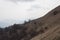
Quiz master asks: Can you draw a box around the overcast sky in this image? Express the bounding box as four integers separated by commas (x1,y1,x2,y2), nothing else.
0,0,60,27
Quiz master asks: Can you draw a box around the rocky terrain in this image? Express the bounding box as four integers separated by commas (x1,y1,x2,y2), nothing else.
0,5,60,40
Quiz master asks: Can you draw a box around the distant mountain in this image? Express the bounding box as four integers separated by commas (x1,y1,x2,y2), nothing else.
0,5,60,40
0,19,24,28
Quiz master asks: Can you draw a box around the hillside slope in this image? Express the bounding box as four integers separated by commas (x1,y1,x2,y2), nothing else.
31,5,60,40
0,5,60,40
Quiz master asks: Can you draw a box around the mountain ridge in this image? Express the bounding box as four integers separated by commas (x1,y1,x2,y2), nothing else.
31,5,60,40
0,5,60,40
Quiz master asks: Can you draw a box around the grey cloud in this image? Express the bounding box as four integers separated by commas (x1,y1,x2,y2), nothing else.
5,0,34,2
27,5,50,11
31,5,49,9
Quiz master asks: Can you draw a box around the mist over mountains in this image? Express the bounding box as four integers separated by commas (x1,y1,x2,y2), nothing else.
0,19,25,28
0,0,60,28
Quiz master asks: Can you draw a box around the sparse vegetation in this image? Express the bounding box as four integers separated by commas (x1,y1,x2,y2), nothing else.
0,22,43,40
53,11,58,15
